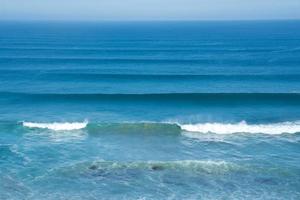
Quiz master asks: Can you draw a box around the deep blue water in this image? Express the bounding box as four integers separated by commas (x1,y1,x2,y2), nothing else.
0,21,300,199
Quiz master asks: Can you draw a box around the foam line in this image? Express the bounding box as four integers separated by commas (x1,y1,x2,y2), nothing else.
22,121,88,131
180,121,300,134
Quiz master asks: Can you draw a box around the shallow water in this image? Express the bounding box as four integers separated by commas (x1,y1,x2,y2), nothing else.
0,21,300,199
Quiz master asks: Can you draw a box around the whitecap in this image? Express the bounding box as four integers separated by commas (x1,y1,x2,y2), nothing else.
179,121,300,135
22,121,88,131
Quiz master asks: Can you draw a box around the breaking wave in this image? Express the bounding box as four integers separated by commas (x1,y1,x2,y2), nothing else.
22,121,88,131
20,120,300,134
180,121,300,135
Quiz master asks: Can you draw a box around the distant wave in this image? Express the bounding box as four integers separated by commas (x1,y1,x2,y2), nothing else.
1,57,299,67
0,57,220,64
180,121,300,135
22,121,88,131
3,92,300,104
0,46,283,53
2,71,300,82
20,120,300,134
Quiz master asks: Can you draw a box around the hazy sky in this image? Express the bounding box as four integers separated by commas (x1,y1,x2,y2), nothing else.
1,0,300,21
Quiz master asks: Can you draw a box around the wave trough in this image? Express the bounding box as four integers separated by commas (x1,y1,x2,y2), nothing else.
63,160,238,175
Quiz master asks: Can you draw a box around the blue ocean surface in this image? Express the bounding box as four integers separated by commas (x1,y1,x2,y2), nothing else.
0,21,300,199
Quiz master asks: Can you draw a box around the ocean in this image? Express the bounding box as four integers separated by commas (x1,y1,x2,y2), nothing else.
0,21,300,199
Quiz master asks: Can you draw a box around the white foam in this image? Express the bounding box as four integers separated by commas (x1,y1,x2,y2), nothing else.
22,121,88,131
180,121,300,135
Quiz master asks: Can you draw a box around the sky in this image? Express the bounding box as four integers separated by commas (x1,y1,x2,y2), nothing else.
1,0,300,21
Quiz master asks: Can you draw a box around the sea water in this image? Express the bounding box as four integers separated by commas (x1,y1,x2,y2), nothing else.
0,21,300,199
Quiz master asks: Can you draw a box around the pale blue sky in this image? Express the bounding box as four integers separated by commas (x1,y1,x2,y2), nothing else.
1,0,300,21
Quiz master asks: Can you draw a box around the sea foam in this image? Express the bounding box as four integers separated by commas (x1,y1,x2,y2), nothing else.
180,121,300,134
21,120,300,134
22,121,88,131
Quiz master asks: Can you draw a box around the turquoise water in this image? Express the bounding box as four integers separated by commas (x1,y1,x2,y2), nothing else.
0,21,300,199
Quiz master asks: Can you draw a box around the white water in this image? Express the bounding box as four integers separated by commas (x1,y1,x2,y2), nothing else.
21,120,300,134
22,121,88,131
180,121,300,134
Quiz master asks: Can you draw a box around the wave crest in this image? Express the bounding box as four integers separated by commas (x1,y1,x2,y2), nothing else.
180,121,300,135
20,120,300,134
22,121,88,131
